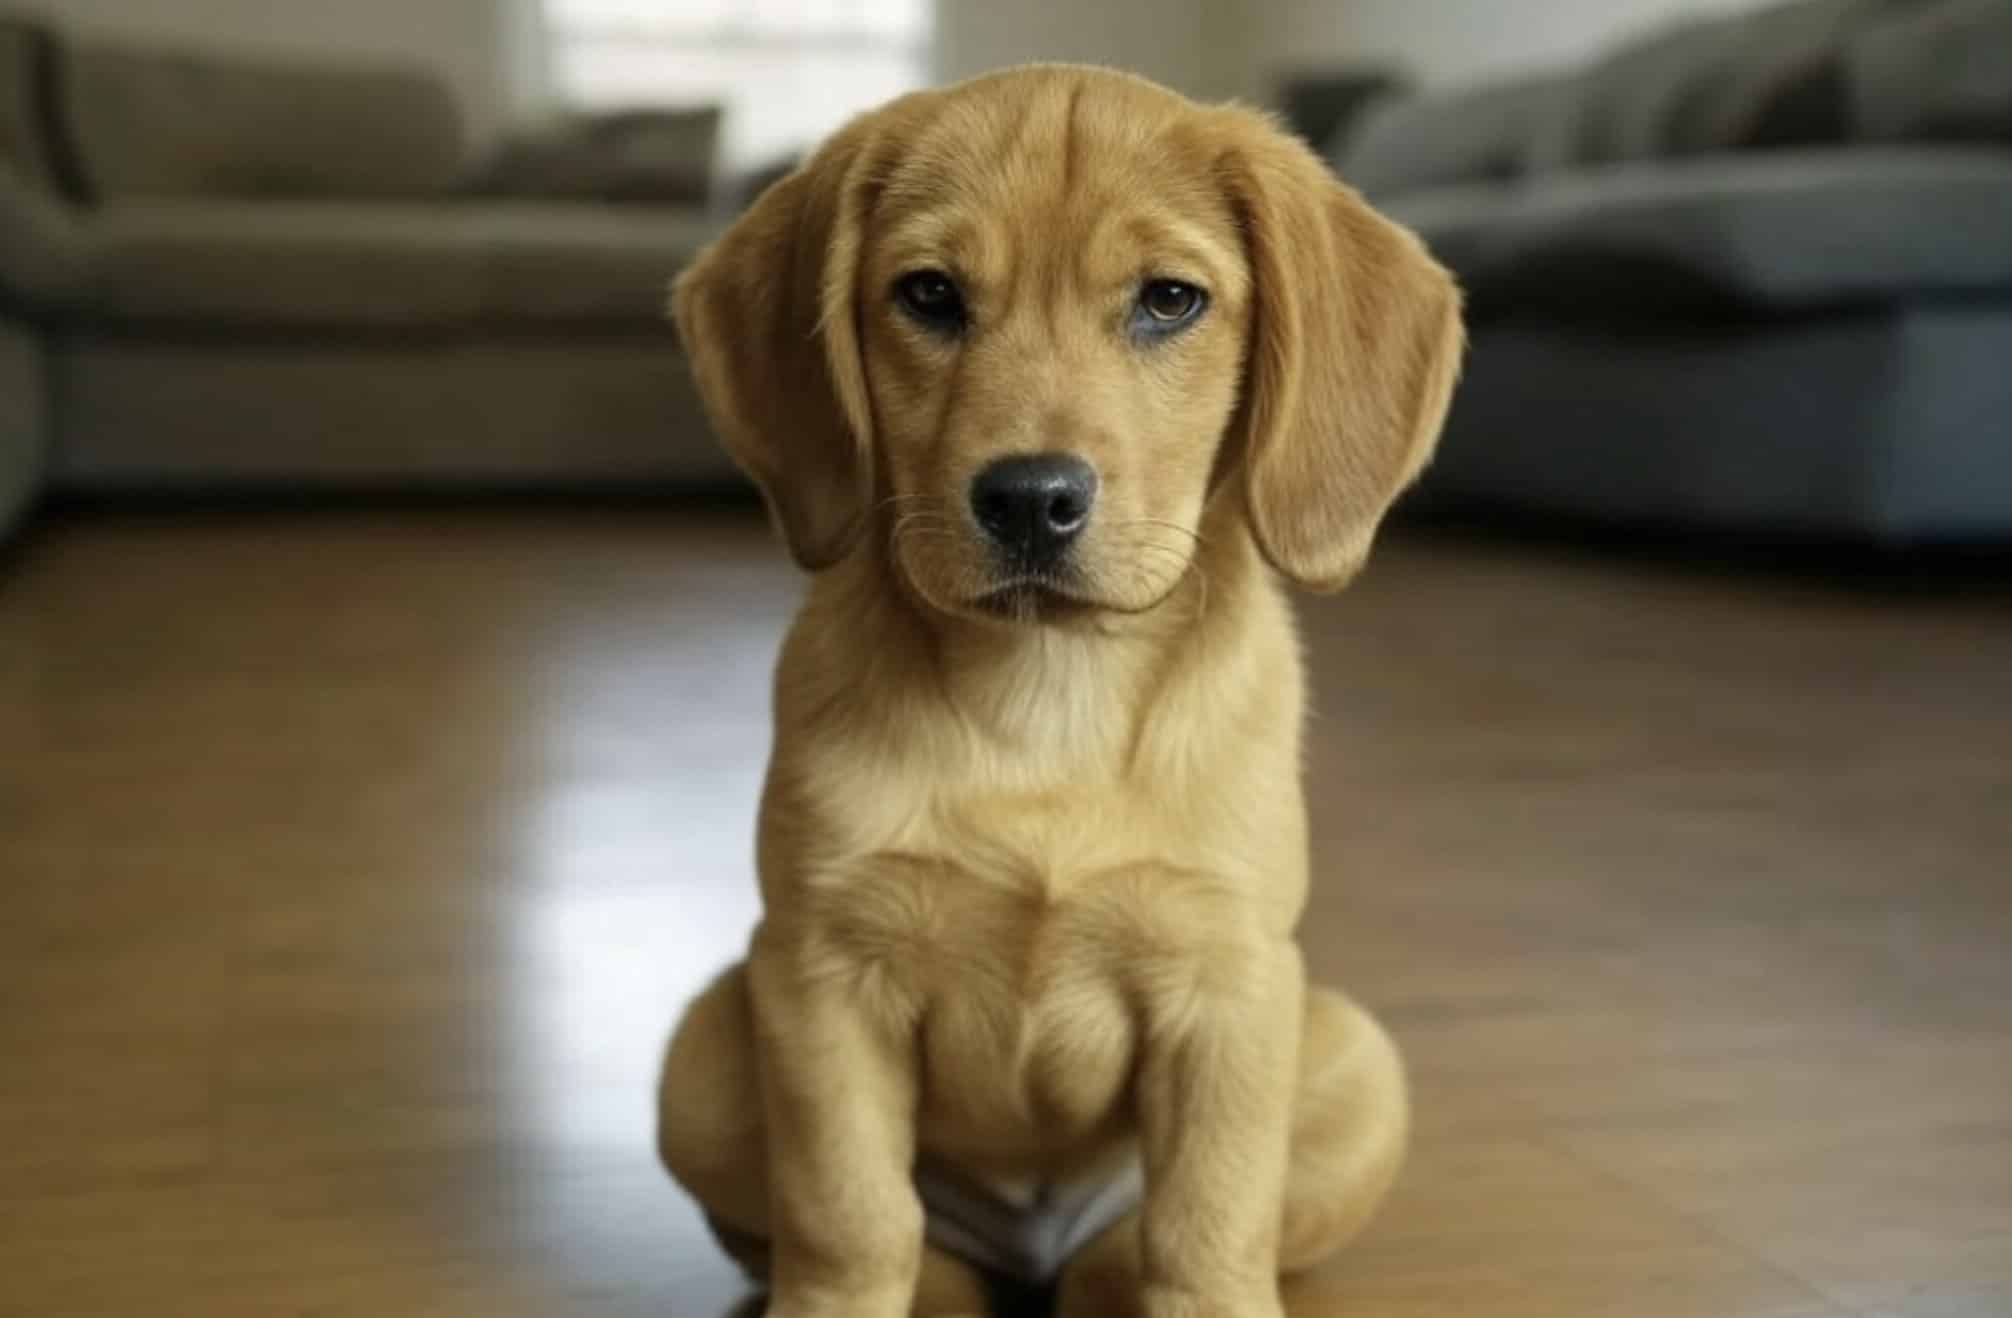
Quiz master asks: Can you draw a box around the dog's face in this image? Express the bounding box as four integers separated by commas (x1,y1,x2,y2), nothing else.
674,67,1462,620
857,86,1250,621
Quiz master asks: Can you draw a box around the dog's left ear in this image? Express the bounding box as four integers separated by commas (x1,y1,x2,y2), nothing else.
1218,111,1465,592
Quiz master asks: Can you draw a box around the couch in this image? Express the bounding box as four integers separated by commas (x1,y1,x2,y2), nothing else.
1308,0,2012,542
0,15,740,541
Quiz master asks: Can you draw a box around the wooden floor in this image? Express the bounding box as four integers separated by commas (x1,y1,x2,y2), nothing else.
3,508,2009,1318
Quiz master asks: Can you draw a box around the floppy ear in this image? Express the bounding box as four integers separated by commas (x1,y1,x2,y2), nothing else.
671,118,880,570
1220,112,1465,592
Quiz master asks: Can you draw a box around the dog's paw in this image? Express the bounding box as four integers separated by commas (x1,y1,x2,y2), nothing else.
762,1292,911,1318
1140,1285,1287,1318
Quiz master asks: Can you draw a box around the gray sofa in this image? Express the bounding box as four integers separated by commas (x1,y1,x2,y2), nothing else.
1317,0,2012,542
0,15,738,539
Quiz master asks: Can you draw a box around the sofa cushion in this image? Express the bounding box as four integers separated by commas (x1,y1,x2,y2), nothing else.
1526,0,1892,169
1386,149,2012,317
56,36,466,202
467,108,722,205
1334,0,2010,193
475,205,720,325
1846,0,2012,143
1335,2,1890,194
1337,75,1567,198
69,201,719,331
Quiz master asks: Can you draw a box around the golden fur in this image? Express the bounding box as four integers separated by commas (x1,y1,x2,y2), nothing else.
659,65,1463,1318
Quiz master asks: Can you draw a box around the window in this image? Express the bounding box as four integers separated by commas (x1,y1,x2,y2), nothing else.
544,0,934,171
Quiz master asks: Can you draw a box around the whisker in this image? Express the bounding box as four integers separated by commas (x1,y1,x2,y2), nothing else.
1133,539,1210,625
1106,517,1210,550
889,511,959,539
872,495,953,522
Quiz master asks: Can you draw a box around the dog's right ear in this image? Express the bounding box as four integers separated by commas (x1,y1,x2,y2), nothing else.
671,117,883,571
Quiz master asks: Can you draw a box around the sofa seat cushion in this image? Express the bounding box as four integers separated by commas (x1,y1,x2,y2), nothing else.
70,201,721,331
477,205,720,325
1386,148,2012,317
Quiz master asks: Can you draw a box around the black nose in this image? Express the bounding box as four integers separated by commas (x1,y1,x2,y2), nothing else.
970,453,1098,564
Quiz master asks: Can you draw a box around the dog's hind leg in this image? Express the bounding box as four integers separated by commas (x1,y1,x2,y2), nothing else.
658,963,995,1316
1274,986,1410,1272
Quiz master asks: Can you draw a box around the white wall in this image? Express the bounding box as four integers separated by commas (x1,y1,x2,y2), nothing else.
12,0,544,143
1245,0,1786,94
933,0,1227,98
933,0,1790,105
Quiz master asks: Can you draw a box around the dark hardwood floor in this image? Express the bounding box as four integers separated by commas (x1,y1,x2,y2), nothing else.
3,508,2008,1317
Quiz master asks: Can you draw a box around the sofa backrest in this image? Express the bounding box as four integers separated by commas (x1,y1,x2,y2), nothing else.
1331,0,2012,198
54,33,468,204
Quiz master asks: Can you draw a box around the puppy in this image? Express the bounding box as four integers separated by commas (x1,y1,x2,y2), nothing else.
659,64,1462,1318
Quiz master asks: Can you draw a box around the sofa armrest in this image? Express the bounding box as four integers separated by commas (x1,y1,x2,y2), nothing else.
0,171,84,311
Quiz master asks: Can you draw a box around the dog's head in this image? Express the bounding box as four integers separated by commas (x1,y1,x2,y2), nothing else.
673,66,1462,621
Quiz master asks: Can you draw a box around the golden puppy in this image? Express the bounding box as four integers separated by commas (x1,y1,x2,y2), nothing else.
660,64,1461,1318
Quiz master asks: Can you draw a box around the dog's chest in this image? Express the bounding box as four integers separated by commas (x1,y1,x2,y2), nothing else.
843,858,1135,1155
980,881,1140,1126
810,805,1248,1162
781,645,1288,1162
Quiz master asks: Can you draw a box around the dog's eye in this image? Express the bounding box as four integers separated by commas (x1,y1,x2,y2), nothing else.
894,269,967,332
1133,279,1207,335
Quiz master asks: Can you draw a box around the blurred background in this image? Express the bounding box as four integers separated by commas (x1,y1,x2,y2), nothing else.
1,2,2008,1316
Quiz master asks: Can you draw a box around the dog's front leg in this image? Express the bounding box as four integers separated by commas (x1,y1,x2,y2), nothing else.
1135,942,1304,1318
749,928,923,1318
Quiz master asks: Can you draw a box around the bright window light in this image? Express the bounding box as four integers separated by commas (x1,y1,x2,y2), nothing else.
543,0,933,170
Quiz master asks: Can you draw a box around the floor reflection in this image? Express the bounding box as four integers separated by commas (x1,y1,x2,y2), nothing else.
488,518,786,1313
